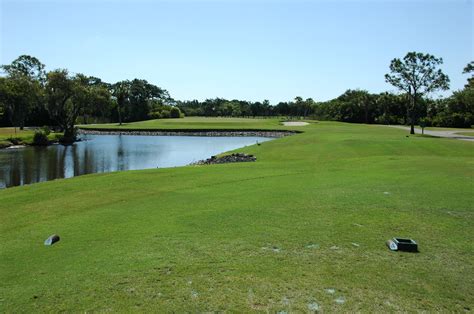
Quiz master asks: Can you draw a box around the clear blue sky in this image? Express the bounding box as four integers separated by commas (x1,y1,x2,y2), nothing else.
1,0,472,103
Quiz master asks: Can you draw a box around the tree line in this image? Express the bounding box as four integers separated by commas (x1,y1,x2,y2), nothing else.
0,55,180,142
176,53,472,132
177,85,472,131
0,53,472,142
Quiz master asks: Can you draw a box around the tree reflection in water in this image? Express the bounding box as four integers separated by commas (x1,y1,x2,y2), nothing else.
0,134,272,188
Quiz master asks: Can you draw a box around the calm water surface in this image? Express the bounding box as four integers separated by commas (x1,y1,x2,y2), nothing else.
0,134,272,188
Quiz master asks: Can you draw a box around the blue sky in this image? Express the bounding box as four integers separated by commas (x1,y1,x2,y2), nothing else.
1,0,472,103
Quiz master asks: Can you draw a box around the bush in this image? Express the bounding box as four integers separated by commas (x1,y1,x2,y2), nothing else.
41,126,51,136
450,113,473,128
149,106,184,120
375,113,400,125
8,137,23,145
418,117,429,126
170,107,181,118
0,140,11,149
149,111,161,119
161,109,171,118
32,130,49,146
432,113,473,128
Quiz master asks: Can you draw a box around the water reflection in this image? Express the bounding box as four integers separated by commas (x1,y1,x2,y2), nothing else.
0,134,272,188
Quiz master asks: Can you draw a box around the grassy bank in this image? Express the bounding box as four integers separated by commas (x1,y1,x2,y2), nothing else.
0,127,59,148
0,128,36,148
1,118,473,312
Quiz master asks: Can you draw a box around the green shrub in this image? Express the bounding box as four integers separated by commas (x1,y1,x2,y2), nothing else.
149,111,160,119
32,130,49,146
170,107,181,118
8,137,23,145
0,140,11,149
432,112,473,128
150,110,171,119
149,106,184,119
41,126,51,136
160,109,171,118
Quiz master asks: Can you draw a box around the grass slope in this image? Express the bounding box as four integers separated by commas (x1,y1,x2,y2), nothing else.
1,119,473,312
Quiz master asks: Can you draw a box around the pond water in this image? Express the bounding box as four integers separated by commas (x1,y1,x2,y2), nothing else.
0,134,272,188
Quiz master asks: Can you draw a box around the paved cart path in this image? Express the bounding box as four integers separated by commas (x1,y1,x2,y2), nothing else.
387,125,474,142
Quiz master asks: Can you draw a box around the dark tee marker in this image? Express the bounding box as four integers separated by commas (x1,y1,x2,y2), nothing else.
386,238,418,252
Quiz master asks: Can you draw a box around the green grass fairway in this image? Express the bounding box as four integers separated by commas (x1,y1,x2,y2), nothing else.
1,118,473,312
80,117,301,130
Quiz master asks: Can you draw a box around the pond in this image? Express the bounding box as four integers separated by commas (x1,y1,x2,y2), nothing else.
0,134,272,188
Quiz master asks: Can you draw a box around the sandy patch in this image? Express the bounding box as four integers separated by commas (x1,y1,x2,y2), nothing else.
282,121,309,126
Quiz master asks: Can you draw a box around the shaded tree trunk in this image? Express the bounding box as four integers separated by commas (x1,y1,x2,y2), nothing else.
406,88,416,134
409,103,415,134
117,104,122,126
410,92,417,135
64,128,74,138
61,127,76,144
364,104,369,124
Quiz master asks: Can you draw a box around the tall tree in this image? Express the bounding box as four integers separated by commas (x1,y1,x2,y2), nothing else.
303,98,315,118
111,80,131,125
0,55,45,130
123,79,169,122
75,75,112,124
337,90,374,123
2,55,46,83
385,52,450,134
463,61,474,89
45,69,77,142
375,92,407,125
0,77,35,131
292,97,303,117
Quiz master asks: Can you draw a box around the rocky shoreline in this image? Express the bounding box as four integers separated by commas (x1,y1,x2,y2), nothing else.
77,128,298,138
191,153,257,165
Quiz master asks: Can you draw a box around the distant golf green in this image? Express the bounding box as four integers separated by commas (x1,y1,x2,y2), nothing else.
80,116,291,130
1,118,472,312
